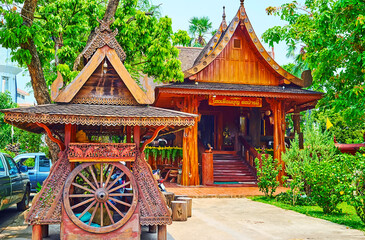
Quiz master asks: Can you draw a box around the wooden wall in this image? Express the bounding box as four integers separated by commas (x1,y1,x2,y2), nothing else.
195,28,281,86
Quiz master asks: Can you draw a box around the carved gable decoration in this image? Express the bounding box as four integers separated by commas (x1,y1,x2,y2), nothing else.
71,58,139,105
84,18,126,62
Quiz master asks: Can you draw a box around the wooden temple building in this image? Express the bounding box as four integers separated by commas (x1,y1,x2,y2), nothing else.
154,0,323,186
1,19,197,239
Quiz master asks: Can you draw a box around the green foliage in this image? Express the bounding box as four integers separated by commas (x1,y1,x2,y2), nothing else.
312,108,365,144
0,92,16,149
282,117,346,213
23,157,35,168
0,92,43,153
263,0,365,125
172,30,191,47
254,154,281,198
0,0,185,92
0,149,16,158
189,16,212,46
343,152,365,224
275,191,315,206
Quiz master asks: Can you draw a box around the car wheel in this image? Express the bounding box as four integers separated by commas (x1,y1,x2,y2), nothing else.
17,186,30,211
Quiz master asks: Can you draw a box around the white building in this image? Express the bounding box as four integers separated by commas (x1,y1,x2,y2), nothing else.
0,47,36,106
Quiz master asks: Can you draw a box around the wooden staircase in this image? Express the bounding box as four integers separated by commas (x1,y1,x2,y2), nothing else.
213,151,257,186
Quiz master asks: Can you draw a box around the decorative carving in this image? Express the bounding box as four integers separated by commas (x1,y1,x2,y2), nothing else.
82,19,126,62
67,143,137,162
133,153,172,225
51,71,64,101
25,150,71,225
71,96,138,106
4,112,196,128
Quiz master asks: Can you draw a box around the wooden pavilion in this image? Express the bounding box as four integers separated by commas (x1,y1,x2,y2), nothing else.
154,0,323,186
1,19,197,240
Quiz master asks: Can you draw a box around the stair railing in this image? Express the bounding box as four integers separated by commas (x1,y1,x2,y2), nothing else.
239,137,262,172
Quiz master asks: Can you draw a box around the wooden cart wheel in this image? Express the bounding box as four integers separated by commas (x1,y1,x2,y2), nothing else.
63,162,138,233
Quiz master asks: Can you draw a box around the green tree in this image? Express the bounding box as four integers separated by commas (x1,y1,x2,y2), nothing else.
0,92,16,149
188,16,212,47
0,0,186,160
262,0,365,126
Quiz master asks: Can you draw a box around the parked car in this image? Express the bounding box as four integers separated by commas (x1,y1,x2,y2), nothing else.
0,153,30,211
14,153,52,192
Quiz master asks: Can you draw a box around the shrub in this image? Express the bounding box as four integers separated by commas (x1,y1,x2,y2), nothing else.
282,117,345,213
344,149,365,223
255,154,281,198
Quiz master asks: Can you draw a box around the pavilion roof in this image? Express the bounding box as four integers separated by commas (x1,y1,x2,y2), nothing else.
158,82,323,100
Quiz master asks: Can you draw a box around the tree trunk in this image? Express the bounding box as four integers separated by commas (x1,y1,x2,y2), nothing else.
20,0,60,162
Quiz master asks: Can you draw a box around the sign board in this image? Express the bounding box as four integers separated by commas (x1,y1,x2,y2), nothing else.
209,96,262,107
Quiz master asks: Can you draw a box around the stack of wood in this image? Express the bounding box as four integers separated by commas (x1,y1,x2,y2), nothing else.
163,193,193,221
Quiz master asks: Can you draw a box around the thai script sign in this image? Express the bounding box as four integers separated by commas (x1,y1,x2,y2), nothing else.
209,96,262,107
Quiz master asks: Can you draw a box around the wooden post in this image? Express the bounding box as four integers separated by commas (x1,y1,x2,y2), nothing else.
32,225,42,240
181,96,200,186
171,201,188,221
134,126,140,148
202,152,213,185
176,197,192,217
269,99,285,182
163,192,175,208
157,225,167,240
149,225,157,233
126,126,132,143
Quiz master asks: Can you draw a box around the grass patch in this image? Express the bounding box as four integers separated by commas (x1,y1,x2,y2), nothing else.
249,196,365,232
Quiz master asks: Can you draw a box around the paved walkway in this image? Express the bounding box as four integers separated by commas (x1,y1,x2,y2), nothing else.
165,184,288,198
2,197,365,239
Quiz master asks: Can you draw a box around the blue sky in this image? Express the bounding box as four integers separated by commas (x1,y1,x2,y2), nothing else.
151,0,301,66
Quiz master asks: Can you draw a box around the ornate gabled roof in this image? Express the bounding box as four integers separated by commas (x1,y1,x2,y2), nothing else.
55,46,154,105
184,2,305,87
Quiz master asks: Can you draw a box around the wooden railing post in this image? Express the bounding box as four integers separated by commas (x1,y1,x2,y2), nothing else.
202,152,214,185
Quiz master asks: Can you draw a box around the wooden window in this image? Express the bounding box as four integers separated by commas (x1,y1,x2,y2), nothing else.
233,39,241,49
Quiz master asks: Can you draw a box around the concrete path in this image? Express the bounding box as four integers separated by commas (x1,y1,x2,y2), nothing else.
1,198,365,240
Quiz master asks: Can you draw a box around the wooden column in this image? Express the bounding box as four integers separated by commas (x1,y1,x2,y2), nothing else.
181,96,200,186
157,225,167,240
134,126,140,149
32,225,42,240
126,126,132,142
202,152,213,185
269,99,286,181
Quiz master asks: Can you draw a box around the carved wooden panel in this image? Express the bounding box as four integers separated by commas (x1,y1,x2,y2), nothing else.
67,143,137,162
195,27,280,86
71,58,138,105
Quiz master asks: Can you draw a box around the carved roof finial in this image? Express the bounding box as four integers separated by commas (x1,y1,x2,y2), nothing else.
222,6,226,21
222,6,227,31
240,0,244,7
97,17,114,32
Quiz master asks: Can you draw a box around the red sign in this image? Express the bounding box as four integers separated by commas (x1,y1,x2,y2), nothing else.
209,96,262,107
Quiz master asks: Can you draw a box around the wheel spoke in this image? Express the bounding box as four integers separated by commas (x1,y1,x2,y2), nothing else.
78,172,97,191
89,166,99,188
109,181,130,193
88,203,99,226
72,183,95,194
106,173,125,191
100,163,103,187
77,200,96,220
109,197,131,207
104,165,115,187
69,194,94,198
100,201,103,227
107,200,125,218
104,202,115,224
71,197,95,210
109,193,134,197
